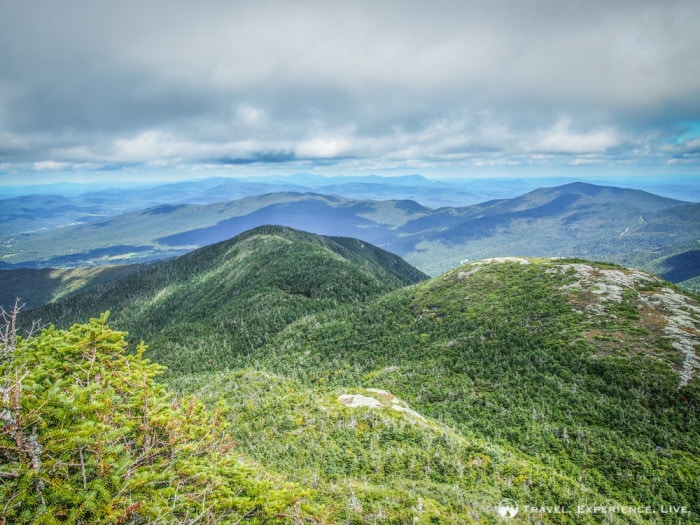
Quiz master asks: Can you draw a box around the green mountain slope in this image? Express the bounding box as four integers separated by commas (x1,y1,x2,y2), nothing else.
0,264,143,310
31,226,428,375
231,257,698,521
171,369,631,524
16,232,700,522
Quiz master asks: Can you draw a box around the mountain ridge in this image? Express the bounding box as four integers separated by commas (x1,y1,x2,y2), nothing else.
2,182,698,293
28,225,428,375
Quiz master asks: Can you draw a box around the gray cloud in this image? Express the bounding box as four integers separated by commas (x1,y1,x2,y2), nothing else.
1,0,699,175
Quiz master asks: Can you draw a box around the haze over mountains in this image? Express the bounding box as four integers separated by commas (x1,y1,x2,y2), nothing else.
2,178,699,298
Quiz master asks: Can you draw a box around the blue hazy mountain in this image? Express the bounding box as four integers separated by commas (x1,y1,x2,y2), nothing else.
2,182,698,293
3,174,697,236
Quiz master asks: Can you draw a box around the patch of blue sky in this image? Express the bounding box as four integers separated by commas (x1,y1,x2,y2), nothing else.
673,121,700,144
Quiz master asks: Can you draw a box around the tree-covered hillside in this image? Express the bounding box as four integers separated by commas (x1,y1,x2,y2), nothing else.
9,230,700,523
0,265,143,311
229,257,698,522
30,226,428,375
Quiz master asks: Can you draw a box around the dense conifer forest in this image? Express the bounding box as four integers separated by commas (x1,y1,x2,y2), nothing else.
2,228,698,523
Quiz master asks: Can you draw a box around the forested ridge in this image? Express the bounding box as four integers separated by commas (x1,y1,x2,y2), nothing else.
29,226,427,376
3,228,699,523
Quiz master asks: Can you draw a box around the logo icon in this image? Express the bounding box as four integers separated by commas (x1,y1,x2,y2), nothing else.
497,499,519,518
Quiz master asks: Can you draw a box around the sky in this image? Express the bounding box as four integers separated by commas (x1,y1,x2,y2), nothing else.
1,0,699,184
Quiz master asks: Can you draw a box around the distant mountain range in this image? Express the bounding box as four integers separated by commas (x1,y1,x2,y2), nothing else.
2,182,699,292
0,174,517,235
2,174,699,234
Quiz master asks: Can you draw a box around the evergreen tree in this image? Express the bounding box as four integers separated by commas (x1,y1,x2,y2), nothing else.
0,311,318,524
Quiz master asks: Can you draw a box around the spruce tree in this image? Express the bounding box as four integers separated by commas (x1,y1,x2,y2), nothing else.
0,311,318,524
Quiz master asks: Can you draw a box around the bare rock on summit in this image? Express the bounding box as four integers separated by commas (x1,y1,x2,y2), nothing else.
338,390,425,421
548,261,700,388
337,394,383,409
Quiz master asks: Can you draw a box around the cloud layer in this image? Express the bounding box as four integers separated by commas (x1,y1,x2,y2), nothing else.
1,0,699,176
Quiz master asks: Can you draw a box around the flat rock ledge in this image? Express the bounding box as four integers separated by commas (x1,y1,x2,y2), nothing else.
338,389,425,421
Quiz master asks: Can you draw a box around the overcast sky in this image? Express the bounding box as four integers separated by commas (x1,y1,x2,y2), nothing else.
1,0,699,182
